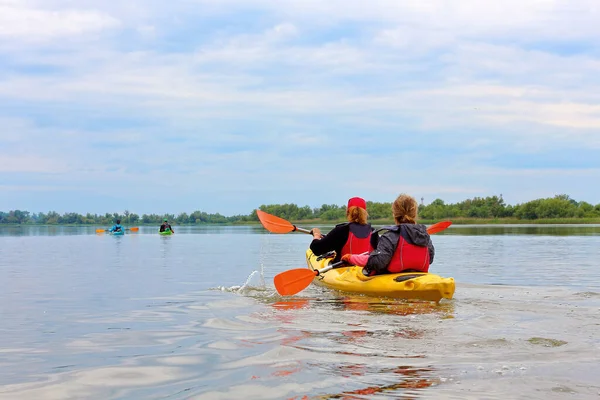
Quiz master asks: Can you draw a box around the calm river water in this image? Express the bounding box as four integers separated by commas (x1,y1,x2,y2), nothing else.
0,224,599,399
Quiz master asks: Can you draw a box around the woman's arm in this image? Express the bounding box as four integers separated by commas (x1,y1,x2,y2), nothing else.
348,253,369,267
365,232,397,274
309,224,347,256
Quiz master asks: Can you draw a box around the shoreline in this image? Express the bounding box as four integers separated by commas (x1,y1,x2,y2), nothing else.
2,217,600,227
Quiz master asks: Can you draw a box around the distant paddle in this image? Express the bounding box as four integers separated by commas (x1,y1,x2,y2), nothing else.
273,221,452,296
96,227,139,233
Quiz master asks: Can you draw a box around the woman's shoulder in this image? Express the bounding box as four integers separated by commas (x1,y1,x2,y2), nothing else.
329,222,350,234
376,224,400,233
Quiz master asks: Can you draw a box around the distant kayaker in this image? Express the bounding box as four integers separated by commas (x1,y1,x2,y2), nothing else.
159,218,174,233
342,194,434,276
109,219,124,233
309,197,378,263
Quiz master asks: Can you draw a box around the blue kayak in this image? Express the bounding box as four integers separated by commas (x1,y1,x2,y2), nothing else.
111,230,125,236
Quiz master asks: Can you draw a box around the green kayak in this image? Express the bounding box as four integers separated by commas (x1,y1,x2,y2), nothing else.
159,229,173,235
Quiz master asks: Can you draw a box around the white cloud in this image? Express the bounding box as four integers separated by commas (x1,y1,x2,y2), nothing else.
136,25,156,38
0,184,76,191
0,155,69,173
2,0,600,213
266,23,298,40
0,3,121,40
145,0,600,41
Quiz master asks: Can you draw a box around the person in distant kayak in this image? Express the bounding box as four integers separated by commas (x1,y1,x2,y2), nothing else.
159,218,174,233
342,194,434,276
309,197,378,263
109,219,124,233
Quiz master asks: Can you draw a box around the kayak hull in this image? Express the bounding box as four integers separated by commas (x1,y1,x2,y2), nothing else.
306,249,455,302
111,230,125,236
159,229,173,235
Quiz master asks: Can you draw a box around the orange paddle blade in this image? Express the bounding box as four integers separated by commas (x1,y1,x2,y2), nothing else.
427,221,452,235
95,229,106,233
256,210,295,234
274,268,318,296
129,227,139,232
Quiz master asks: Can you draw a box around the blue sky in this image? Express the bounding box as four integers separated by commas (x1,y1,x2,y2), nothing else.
1,0,600,216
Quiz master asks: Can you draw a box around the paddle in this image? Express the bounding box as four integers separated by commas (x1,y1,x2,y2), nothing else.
423,220,451,235
257,210,451,236
273,221,452,296
256,210,313,234
95,227,139,233
274,261,345,296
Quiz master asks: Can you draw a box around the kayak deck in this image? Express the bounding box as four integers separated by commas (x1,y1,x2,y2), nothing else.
306,249,455,302
159,229,173,235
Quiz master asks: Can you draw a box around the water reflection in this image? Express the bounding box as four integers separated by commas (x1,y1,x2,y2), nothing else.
335,296,455,317
194,295,447,399
160,233,172,267
2,224,600,237
2,225,600,399
272,300,311,311
0,225,100,236
0,224,265,236
442,224,600,236
0,364,196,399
304,364,440,399
268,296,455,317
266,296,455,350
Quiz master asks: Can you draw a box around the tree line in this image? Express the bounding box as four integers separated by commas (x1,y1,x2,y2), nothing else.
256,194,600,221
0,210,254,225
2,194,600,225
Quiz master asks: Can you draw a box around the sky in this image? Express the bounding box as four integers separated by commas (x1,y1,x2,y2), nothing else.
1,0,600,216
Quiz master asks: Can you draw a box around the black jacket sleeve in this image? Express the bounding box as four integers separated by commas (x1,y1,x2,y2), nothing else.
370,229,379,249
309,224,349,261
365,231,398,274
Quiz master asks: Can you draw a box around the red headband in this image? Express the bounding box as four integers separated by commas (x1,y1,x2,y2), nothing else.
347,197,366,210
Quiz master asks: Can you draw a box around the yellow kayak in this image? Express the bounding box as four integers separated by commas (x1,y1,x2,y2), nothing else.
306,249,455,302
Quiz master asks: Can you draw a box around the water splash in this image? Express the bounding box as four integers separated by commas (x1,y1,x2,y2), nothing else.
213,233,287,297
238,270,261,292
214,269,276,297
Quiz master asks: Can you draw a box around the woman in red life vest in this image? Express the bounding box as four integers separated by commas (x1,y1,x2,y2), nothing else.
342,194,434,276
309,197,379,263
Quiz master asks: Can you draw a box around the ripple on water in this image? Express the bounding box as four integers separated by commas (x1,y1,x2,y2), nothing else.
2,227,600,399
527,337,568,347
0,366,194,400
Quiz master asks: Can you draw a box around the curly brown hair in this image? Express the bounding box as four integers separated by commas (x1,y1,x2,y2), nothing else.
392,194,418,224
346,206,368,224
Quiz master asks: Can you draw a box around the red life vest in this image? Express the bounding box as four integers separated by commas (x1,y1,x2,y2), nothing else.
387,235,430,273
341,230,373,256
